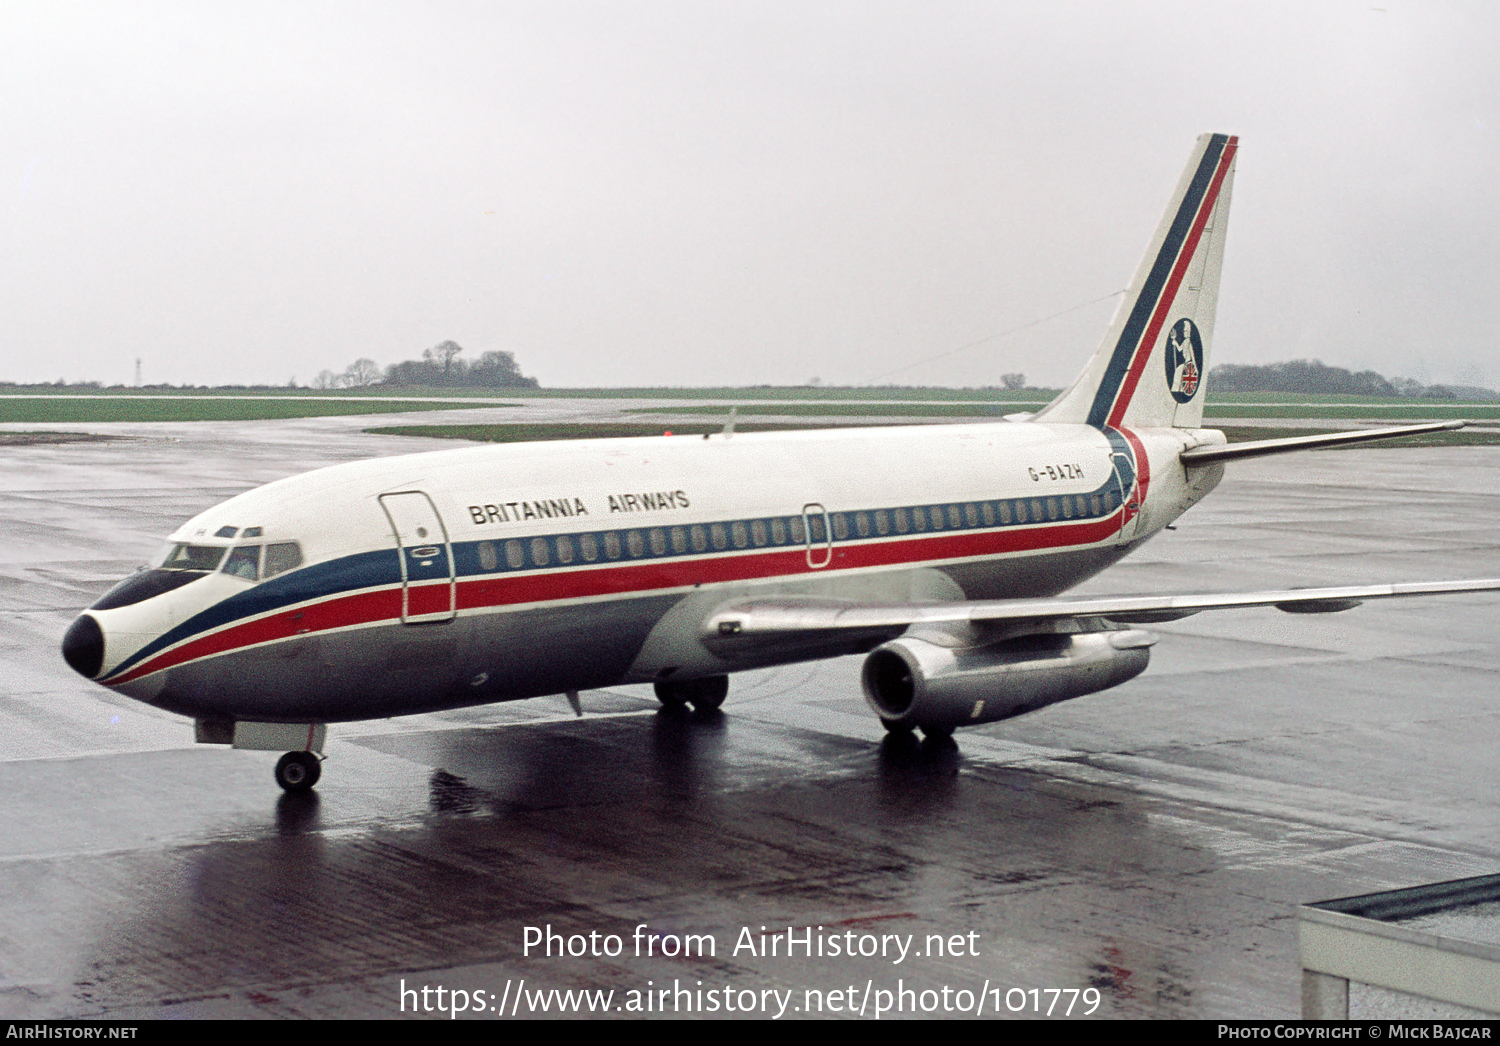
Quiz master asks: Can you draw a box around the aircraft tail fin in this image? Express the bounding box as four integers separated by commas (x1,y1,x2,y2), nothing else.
1035,133,1238,430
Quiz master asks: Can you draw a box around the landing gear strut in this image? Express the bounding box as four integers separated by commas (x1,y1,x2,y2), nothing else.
654,674,729,712
275,751,322,792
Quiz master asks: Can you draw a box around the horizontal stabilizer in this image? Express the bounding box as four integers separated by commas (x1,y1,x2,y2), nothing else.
1181,421,1466,466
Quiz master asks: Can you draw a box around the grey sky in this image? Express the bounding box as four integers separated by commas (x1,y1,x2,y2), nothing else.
4,2,1497,389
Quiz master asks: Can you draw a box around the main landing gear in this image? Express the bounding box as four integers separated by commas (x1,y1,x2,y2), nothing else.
275,751,322,792
654,674,729,713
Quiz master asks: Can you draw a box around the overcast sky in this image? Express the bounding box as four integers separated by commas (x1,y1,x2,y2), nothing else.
4,2,1497,389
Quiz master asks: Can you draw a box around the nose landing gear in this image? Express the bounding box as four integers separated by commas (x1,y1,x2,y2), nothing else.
274,750,322,792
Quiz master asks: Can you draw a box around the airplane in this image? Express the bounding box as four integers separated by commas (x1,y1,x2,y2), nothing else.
60,133,1500,792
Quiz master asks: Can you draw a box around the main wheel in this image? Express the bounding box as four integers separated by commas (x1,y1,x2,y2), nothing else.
653,679,691,708
687,675,728,712
275,751,321,792
655,675,729,712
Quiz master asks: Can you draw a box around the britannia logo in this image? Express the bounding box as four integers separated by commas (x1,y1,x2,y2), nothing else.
1164,317,1203,403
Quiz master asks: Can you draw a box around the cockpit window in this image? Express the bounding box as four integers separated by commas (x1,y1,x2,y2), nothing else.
159,543,227,572
222,545,261,581
263,542,303,579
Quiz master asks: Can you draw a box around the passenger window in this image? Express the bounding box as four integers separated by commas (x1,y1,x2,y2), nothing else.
855,512,870,537
771,518,787,544
1046,498,1059,520
1061,496,1073,519
530,537,550,566
912,507,927,532
556,535,574,564
710,523,727,550
478,541,498,571
893,509,908,533
1014,501,1027,523
949,505,963,528
222,545,261,581
505,539,525,569
580,534,599,561
752,519,768,546
789,516,806,542
831,514,848,540
627,531,645,557
262,542,303,578
690,525,707,552
965,504,978,526
671,527,688,554
875,510,889,535
731,521,748,548
604,532,622,559
649,528,666,555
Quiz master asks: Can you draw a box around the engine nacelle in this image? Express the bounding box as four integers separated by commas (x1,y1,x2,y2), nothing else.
861,629,1155,731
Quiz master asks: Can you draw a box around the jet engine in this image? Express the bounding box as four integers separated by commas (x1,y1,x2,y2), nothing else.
861,629,1155,734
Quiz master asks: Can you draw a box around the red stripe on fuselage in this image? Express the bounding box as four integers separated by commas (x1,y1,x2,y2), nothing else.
108,511,1125,686
1117,425,1151,517
1106,138,1238,428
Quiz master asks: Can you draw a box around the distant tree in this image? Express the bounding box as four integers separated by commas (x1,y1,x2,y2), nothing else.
424,340,465,378
1001,372,1026,390
468,350,537,388
344,358,381,387
312,370,341,390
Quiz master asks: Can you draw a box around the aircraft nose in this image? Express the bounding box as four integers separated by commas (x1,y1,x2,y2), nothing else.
62,614,105,679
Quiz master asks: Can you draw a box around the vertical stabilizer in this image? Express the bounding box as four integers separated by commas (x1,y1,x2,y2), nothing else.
1035,133,1237,429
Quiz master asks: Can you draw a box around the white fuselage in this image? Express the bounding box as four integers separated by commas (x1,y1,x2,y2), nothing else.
76,420,1224,723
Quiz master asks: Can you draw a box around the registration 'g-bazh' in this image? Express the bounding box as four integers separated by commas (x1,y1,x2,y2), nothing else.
62,135,1498,791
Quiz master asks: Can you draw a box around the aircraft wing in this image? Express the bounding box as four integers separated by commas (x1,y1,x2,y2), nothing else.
703,578,1500,639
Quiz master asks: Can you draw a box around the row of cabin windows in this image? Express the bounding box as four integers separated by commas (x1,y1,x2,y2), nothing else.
469,490,1121,573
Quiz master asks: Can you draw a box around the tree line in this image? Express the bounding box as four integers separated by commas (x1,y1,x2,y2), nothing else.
1207,359,1465,398
314,341,538,390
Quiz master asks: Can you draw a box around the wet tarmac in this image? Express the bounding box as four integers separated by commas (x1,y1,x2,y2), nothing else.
3,406,1499,1019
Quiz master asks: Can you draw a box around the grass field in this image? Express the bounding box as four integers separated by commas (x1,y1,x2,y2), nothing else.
0,384,1053,402
629,400,1500,421
3,383,1496,430
0,398,494,424
365,421,1500,448
625,402,1042,418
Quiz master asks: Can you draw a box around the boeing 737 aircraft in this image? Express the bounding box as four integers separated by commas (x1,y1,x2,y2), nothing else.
61,134,1500,791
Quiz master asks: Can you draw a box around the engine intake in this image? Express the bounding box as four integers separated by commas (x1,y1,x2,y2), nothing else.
861,629,1155,731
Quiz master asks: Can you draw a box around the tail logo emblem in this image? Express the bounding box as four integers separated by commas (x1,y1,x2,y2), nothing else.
1165,318,1204,403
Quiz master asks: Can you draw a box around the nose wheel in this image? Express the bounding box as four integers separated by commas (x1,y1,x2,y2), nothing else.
275,751,322,792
